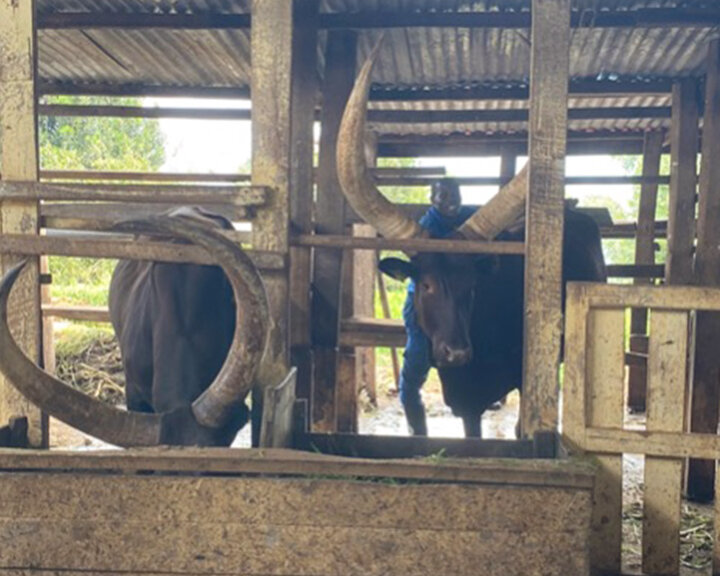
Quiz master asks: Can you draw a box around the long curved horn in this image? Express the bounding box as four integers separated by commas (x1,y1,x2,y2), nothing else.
0,260,162,447
337,39,423,239
112,216,270,429
457,164,529,240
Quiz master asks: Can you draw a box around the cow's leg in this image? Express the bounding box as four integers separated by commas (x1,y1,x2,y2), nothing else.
462,414,482,438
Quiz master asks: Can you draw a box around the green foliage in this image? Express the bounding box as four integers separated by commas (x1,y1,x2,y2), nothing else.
40,96,166,171
377,157,429,204
39,96,165,305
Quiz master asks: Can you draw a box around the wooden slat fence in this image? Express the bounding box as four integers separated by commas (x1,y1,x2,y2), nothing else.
563,281,720,576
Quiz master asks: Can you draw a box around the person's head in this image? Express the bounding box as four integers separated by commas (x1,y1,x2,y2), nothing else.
431,178,462,218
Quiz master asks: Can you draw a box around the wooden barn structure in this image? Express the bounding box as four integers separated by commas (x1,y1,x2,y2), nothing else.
1,1,720,575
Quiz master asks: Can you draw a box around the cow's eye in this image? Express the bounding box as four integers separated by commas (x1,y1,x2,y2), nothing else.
421,282,432,293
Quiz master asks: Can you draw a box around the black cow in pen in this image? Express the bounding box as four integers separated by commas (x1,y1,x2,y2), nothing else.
0,207,269,447
337,44,607,437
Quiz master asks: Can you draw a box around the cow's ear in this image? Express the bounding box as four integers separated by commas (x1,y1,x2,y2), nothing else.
378,257,417,282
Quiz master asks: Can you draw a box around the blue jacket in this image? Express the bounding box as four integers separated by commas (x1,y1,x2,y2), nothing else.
408,205,475,293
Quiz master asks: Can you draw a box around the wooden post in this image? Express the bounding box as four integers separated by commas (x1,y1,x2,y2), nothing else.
499,153,517,186
688,40,720,503
627,131,664,414
0,0,48,448
251,0,294,444
311,30,357,432
289,0,319,405
665,79,699,286
522,0,571,436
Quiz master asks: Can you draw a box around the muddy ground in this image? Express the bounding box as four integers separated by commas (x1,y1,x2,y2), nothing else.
51,336,714,575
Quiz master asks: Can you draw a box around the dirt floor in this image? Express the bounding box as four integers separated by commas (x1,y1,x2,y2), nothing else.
49,337,714,575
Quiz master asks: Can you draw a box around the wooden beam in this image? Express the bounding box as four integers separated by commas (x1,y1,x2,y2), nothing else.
250,0,294,445
370,77,674,102
0,233,285,270
627,131,664,414
522,0,571,437
378,134,646,157
586,308,625,574
665,79,699,284
643,310,688,575
367,106,671,125
38,7,720,30
39,104,252,120
688,39,720,504
38,75,675,101
0,0,47,448
41,170,253,183
288,0,319,405
38,103,671,123
372,174,671,187
296,234,525,255
0,181,267,206
311,30,357,432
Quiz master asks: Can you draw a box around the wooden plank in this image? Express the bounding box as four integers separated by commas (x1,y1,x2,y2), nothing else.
250,0,294,445
353,224,378,406
288,0,319,404
628,131,664,413
0,473,590,533
0,0,47,448
0,233,286,270
377,262,400,393
295,432,536,459
37,6,720,29
643,310,688,575
42,305,110,323
665,79,699,285
560,284,590,451
583,427,720,460
39,103,253,120
688,39,720,503
0,447,596,488
259,368,297,449
522,0,571,436
41,170,253,183
296,233,525,255
0,181,268,206
579,282,720,313
311,30,357,432
41,202,251,231
0,519,588,575
586,308,625,575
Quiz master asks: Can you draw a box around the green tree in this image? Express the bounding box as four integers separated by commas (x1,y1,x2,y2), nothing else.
40,96,165,171
39,96,166,305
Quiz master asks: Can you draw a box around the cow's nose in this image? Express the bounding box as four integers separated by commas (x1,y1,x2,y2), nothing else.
441,345,472,366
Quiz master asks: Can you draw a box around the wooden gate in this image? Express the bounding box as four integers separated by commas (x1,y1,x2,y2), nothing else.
563,282,720,575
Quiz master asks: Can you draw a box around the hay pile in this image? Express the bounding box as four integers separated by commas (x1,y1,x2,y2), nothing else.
55,323,125,406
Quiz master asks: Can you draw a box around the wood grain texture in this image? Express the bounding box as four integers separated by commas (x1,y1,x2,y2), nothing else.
250,1,293,433
586,308,625,574
643,310,688,575
0,447,595,488
688,39,720,503
628,130,664,413
288,0,319,402
666,79,699,285
0,0,47,448
522,0,571,436
311,30,357,432
0,465,592,576
259,369,297,449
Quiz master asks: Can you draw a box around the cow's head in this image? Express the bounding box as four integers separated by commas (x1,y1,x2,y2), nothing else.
0,212,270,447
382,252,486,366
336,40,528,367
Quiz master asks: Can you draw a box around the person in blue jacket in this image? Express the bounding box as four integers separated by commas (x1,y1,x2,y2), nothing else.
400,178,475,435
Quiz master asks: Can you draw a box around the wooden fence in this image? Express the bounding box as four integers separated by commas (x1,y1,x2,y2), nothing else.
562,282,720,576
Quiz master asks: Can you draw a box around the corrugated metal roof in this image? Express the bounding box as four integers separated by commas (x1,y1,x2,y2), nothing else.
35,0,720,136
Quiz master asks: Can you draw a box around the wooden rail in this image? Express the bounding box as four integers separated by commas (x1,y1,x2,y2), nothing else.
562,282,720,575
0,181,268,206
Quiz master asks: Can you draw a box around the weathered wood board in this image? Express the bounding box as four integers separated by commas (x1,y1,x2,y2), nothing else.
0,448,593,576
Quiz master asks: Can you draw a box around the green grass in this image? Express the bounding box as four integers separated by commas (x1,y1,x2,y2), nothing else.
48,256,117,306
